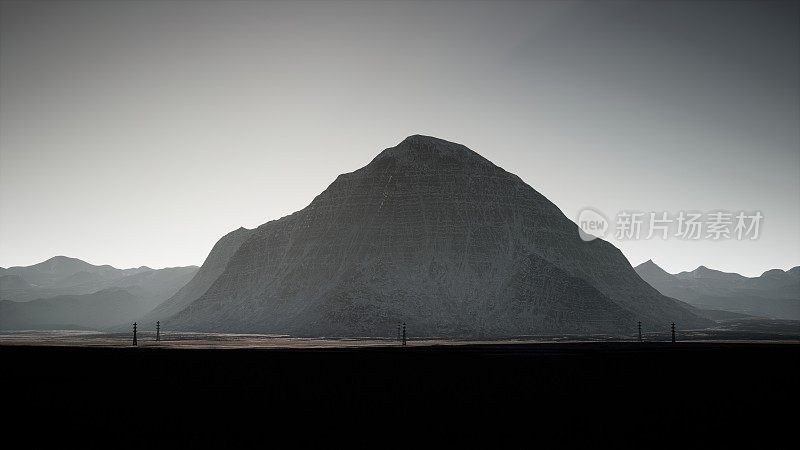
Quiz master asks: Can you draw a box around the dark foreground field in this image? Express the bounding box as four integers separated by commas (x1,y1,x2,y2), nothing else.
2,342,797,446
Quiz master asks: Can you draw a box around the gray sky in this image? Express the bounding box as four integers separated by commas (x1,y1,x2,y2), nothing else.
1,0,798,276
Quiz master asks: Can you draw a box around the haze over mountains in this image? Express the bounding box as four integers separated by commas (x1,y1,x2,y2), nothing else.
0,256,197,329
8,137,792,337
155,135,710,337
1,256,151,301
635,260,800,320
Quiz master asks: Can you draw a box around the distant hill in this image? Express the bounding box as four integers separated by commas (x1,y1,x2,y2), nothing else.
635,260,799,320
0,288,146,330
0,274,33,291
0,256,149,290
0,256,155,301
0,257,198,330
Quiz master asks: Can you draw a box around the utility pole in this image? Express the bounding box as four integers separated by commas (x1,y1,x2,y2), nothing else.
638,321,642,342
671,322,676,343
397,324,401,343
132,322,138,346
156,321,160,342
402,323,407,346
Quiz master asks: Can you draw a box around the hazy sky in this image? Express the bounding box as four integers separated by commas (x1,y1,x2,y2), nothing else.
1,0,798,276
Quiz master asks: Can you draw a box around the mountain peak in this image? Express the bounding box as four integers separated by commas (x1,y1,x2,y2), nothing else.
45,255,84,264
366,135,498,176
679,265,745,281
636,259,664,270
395,134,476,155
634,259,674,281
399,134,459,147
760,268,785,276
32,256,96,273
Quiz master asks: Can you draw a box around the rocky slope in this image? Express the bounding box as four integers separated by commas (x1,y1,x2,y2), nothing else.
138,227,253,327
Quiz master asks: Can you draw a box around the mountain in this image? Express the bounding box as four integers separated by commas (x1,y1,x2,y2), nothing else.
0,257,196,304
0,256,148,290
0,256,155,302
162,135,709,337
635,260,676,286
103,266,201,310
0,288,146,330
0,257,198,330
635,261,800,319
138,227,253,327
0,275,33,291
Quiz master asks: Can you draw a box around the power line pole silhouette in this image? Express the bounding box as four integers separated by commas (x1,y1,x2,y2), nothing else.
156,321,160,342
132,322,138,346
397,324,401,343
671,322,676,343
402,323,407,346
638,321,642,342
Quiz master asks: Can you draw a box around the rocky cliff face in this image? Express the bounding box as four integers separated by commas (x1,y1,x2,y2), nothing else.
167,135,709,337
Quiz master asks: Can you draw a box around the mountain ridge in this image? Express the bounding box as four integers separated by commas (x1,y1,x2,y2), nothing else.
635,260,799,319
0,257,198,330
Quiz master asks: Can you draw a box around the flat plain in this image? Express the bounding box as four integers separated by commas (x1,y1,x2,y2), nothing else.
2,319,797,446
